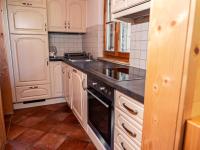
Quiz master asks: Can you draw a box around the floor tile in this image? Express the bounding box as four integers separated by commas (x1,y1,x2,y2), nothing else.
7,124,27,140
15,129,44,145
33,133,66,150
43,103,67,112
86,143,97,150
58,139,88,150
17,116,46,128
5,141,30,150
62,113,80,125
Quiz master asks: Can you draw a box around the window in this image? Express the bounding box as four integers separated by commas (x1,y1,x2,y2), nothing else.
104,0,131,62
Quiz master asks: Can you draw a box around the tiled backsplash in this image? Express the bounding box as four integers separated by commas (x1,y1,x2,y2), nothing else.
82,25,104,59
49,33,83,56
129,22,149,69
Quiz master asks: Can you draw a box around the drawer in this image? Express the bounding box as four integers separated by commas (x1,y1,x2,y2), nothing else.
115,91,144,125
115,108,142,146
16,84,50,102
114,127,140,150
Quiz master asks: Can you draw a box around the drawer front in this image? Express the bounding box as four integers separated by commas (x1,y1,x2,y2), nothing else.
114,127,140,150
116,91,144,125
16,84,50,102
7,0,46,8
115,108,142,145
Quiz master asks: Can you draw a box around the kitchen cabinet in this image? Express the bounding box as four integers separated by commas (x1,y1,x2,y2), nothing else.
50,61,64,98
47,0,66,32
11,34,50,87
71,67,87,128
62,63,72,107
16,84,51,102
7,0,46,8
112,0,150,22
114,91,144,149
66,0,86,33
47,0,86,33
8,5,47,34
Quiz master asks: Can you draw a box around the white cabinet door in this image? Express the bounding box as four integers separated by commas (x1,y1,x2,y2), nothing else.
66,0,86,33
8,6,47,34
126,0,148,8
7,0,46,8
62,64,73,107
72,68,83,122
11,34,49,86
112,0,127,13
47,0,66,32
50,62,64,98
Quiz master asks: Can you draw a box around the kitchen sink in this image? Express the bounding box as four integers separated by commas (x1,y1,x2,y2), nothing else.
68,59,93,62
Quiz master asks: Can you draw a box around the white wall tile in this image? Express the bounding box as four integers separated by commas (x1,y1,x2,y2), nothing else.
130,22,149,69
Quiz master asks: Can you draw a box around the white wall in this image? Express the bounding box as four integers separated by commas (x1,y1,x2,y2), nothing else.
86,0,104,27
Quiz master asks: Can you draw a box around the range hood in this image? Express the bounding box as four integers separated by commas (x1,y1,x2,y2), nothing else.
112,0,151,23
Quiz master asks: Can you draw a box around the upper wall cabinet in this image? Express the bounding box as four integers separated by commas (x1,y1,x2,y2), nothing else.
66,0,86,33
47,0,86,33
7,0,47,8
8,6,47,34
47,0,66,32
112,0,150,22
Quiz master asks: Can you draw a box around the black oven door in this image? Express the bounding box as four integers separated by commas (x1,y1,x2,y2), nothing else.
87,88,112,150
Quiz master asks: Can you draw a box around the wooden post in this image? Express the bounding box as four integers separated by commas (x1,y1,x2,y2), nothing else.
0,0,13,114
0,89,6,150
142,0,200,149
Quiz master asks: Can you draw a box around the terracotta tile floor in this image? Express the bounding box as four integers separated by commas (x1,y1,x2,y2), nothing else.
5,103,97,150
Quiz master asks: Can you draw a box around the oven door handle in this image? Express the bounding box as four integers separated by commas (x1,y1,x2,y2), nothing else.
87,90,109,108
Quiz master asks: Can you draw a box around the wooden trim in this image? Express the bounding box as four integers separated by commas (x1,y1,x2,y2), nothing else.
103,0,129,62
0,0,13,114
0,89,6,150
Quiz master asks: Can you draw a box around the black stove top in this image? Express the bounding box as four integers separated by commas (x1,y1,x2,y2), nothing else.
101,67,144,81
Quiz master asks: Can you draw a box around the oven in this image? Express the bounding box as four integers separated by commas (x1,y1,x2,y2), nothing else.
87,75,114,150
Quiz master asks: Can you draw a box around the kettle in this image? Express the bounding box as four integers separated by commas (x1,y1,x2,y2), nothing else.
49,46,57,57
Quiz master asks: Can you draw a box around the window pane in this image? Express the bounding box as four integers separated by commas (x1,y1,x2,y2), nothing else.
106,23,115,51
120,22,131,52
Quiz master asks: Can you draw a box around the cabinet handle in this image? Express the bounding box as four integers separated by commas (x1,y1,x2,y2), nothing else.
45,23,47,31
122,103,138,115
68,72,71,79
27,3,32,6
47,60,49,66
82,78,87,91
122,123,137,138
22,2,27,5
73,69,77,73
120,142,127,150
29,86,38,89
68,22,71,29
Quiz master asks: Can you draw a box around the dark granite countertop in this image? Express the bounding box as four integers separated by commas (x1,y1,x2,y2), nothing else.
49,56,145,104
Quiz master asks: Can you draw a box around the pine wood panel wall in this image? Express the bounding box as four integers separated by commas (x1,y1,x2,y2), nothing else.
142,0,200,149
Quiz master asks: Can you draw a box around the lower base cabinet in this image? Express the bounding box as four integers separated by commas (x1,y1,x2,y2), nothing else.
50,61,64,98
71,67,87,129
16,84,51,102
114,91,144,150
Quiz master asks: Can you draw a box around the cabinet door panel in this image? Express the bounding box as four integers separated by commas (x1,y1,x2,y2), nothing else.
112,0,127,13
47,0,66,32
72,69,83,122
62,64,71,106
50,62,63,98
16,84,50,102
7,0,46,8
11,34,49,86
66,0,86,33
126,0,148,8
8,6,47,34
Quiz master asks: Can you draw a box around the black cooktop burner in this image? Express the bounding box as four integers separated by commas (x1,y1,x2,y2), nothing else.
102,68,144,81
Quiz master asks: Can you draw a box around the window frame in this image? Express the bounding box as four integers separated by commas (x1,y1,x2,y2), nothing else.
103,0,130,62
